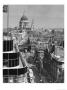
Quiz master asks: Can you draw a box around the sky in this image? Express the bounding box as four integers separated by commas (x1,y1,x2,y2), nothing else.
3,5,64,29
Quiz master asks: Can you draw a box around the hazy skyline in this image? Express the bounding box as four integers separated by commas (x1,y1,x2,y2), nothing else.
3,5,64,29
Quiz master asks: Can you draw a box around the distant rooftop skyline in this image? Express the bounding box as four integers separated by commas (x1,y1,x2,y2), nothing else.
3,5,64,29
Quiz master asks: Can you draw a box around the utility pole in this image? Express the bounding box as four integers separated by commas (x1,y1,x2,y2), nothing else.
3,5,9,39
7,5,9,33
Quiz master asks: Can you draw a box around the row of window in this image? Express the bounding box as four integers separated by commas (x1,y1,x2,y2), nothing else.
3,40,13,52
3,67,27,76
3,58,19,67
3,77,25,83
3,74,27,83
3,52,19,59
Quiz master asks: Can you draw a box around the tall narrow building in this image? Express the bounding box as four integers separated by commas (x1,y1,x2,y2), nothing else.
3,33,28,83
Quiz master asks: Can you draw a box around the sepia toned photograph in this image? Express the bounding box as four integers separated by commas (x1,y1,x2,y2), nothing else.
3,5,64,83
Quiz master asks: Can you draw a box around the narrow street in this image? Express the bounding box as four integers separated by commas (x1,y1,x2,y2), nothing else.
20,52,53,83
